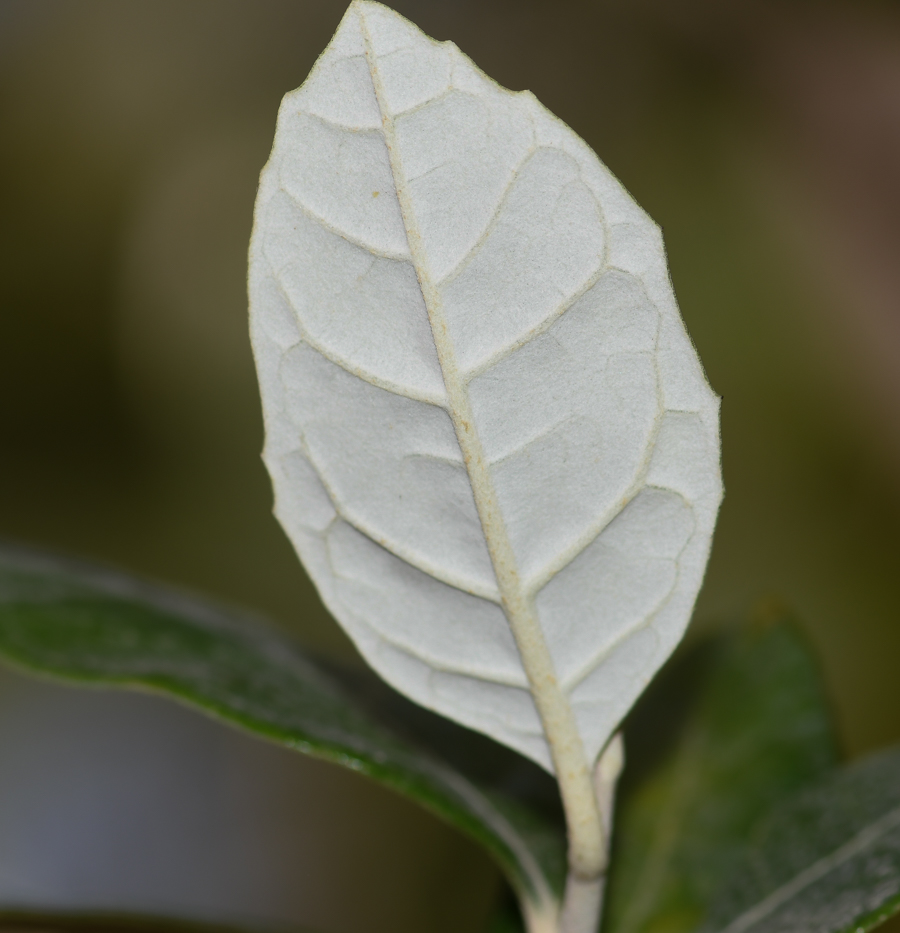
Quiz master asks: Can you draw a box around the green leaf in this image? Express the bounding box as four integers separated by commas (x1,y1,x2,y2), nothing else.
0,545,564,923
604,612,839,933
704,745,900,933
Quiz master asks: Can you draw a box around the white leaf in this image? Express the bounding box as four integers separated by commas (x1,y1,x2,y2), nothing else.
248,0,722,782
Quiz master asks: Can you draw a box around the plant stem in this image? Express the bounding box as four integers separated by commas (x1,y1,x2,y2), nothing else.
360,0,608,897
559,734,625,933
359,11,624,929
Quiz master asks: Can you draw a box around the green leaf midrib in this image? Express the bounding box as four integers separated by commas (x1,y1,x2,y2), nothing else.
703,746,900,933
604,618,841,933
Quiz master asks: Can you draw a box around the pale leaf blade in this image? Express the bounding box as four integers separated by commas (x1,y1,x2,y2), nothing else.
249,0,722,773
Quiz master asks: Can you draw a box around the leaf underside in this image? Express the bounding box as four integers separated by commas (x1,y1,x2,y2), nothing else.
249,0,723,773
0,546,564,914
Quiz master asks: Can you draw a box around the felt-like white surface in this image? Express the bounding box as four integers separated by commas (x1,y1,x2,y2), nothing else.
249,1,722,773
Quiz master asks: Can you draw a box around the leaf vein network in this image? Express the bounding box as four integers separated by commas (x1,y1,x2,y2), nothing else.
297,106,382,135
357,618,529,687
280,185,410,263
561,529,694,693
392,85,456,120
434,144,538,288
288,436,501,603
461,259,608,381
268,267,446,406
524,410,668,595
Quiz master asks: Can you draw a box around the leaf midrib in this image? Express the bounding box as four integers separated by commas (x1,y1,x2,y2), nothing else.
717,803,900,933
355,0,605,884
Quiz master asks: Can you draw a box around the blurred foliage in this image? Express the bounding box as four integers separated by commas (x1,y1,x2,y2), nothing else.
0,543,566,909
605,612,838,933
6,545,900,933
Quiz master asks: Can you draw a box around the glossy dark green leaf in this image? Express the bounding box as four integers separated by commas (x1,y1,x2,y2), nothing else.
0,545,564,921
704,745,900,933
604,613,839,933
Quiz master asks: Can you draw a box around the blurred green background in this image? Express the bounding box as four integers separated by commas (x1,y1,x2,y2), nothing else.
0,0,898,931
